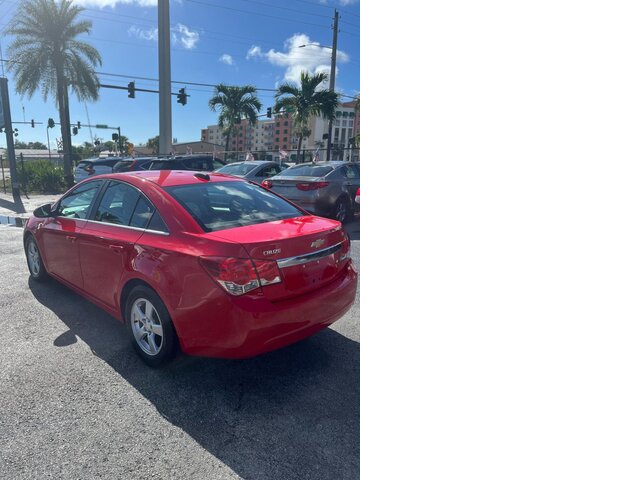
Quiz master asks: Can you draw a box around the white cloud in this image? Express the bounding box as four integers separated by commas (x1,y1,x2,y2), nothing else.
246,45,262,60
246,34,349,87
72,0,156,8
219,54,234,66
127,23,199,50
338,0,359,5
174,23,199,50
128,25,157,42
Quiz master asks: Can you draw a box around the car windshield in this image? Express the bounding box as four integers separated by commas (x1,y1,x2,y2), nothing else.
165,181,305,232
217,163,258,176
278,165,333,177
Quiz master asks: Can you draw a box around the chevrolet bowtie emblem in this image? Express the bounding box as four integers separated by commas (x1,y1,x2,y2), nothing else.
310,239,326,249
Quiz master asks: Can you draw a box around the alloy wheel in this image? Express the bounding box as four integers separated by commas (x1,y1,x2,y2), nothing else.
130,298,164,356
27,239,41,276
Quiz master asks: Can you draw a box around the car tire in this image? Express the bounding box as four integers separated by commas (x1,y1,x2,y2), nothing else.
125,285,178,367
24,235,49,282
333,196,351,223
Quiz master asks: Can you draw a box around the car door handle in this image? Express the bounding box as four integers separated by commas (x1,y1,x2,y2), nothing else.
65,235,77,243
345,182,353,186
109,245,124,253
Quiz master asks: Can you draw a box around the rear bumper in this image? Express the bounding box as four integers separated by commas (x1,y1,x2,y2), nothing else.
175,261,358,358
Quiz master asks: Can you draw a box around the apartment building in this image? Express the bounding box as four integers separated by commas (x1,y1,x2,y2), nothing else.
200,101,360,160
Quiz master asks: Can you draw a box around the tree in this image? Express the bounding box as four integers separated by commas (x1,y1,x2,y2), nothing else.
14,141,48,149
208,85,262,159
274,71,339,163
7,0,102,188
146,136,159,154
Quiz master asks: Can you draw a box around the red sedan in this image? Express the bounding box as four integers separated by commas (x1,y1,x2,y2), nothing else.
23,170,357,367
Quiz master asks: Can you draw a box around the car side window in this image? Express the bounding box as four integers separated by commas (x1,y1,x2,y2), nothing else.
94,182,141,226
343,165,357,179
56,181,102,219
147,210,169,233
263,166,280,177
331,166,348,179
184,157,212,170
130,195,154,229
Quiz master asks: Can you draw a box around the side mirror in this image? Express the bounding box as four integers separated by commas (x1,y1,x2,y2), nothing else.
33,203,54,218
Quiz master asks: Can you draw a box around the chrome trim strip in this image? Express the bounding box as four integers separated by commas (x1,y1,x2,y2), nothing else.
276,242,343,268
84,219,170,236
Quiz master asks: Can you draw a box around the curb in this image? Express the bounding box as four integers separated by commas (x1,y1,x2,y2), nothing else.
0,215,28,227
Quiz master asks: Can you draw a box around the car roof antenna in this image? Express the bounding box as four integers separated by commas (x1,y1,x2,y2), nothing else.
194,172,210,181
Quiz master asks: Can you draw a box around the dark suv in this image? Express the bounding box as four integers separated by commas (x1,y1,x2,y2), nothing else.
147,155,226,172
112,157,157,173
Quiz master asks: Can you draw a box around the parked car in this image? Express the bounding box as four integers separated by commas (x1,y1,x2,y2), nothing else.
146,155,226,172
215,160,286,183
354,187,360,216
262,161,360,223
23,170,357,367
74,157,122,183
112,157,157,173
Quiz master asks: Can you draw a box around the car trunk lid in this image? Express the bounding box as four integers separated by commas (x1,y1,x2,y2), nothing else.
206,215,349,300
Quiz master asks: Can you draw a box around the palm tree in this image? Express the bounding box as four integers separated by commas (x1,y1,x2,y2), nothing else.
274,71,339,163
7,0,102,188
208,85,262,160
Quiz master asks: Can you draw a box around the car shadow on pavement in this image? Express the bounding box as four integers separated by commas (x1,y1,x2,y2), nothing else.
29,277,359,480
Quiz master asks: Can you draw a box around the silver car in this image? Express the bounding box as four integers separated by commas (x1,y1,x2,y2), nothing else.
263,162,360,223
215,160,286,183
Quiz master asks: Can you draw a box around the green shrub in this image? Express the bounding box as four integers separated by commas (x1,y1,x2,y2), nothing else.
17,160,65,194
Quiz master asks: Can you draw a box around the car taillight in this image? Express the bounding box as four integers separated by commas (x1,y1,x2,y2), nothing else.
83,165,95,174
199,256,282,296
296,182,329,191
262,179,273,189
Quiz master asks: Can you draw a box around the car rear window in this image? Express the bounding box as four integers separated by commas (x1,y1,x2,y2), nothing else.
148,161,176,170
279,165,333,177
165,181,305,232
113,160,134,171
217,163,257,176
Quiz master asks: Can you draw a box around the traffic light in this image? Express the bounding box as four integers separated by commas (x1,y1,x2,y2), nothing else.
77,121,81,130
128,81,135,99
31,119,35,128
47,118,55,128
72,127,78,135
177,88,187,106
112,133,119,141
266,107,272,118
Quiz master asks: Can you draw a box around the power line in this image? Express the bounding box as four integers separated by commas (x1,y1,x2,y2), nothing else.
182,0,331,29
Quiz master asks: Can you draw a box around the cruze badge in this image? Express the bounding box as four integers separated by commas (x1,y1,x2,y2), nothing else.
310,239,326,249
263,248,281,256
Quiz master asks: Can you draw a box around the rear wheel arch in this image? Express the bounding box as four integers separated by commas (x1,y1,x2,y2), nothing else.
119,278,157,322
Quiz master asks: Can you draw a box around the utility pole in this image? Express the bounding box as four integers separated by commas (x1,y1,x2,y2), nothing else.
0,77,25,212
158,0,172,156
325,9,339,162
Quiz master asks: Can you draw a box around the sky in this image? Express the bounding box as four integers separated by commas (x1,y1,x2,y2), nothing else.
0,0,360,147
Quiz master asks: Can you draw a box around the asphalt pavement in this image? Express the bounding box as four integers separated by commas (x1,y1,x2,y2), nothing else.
0,223,360,479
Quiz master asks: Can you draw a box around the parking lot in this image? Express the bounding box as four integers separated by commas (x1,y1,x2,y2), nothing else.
0,221,359,479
